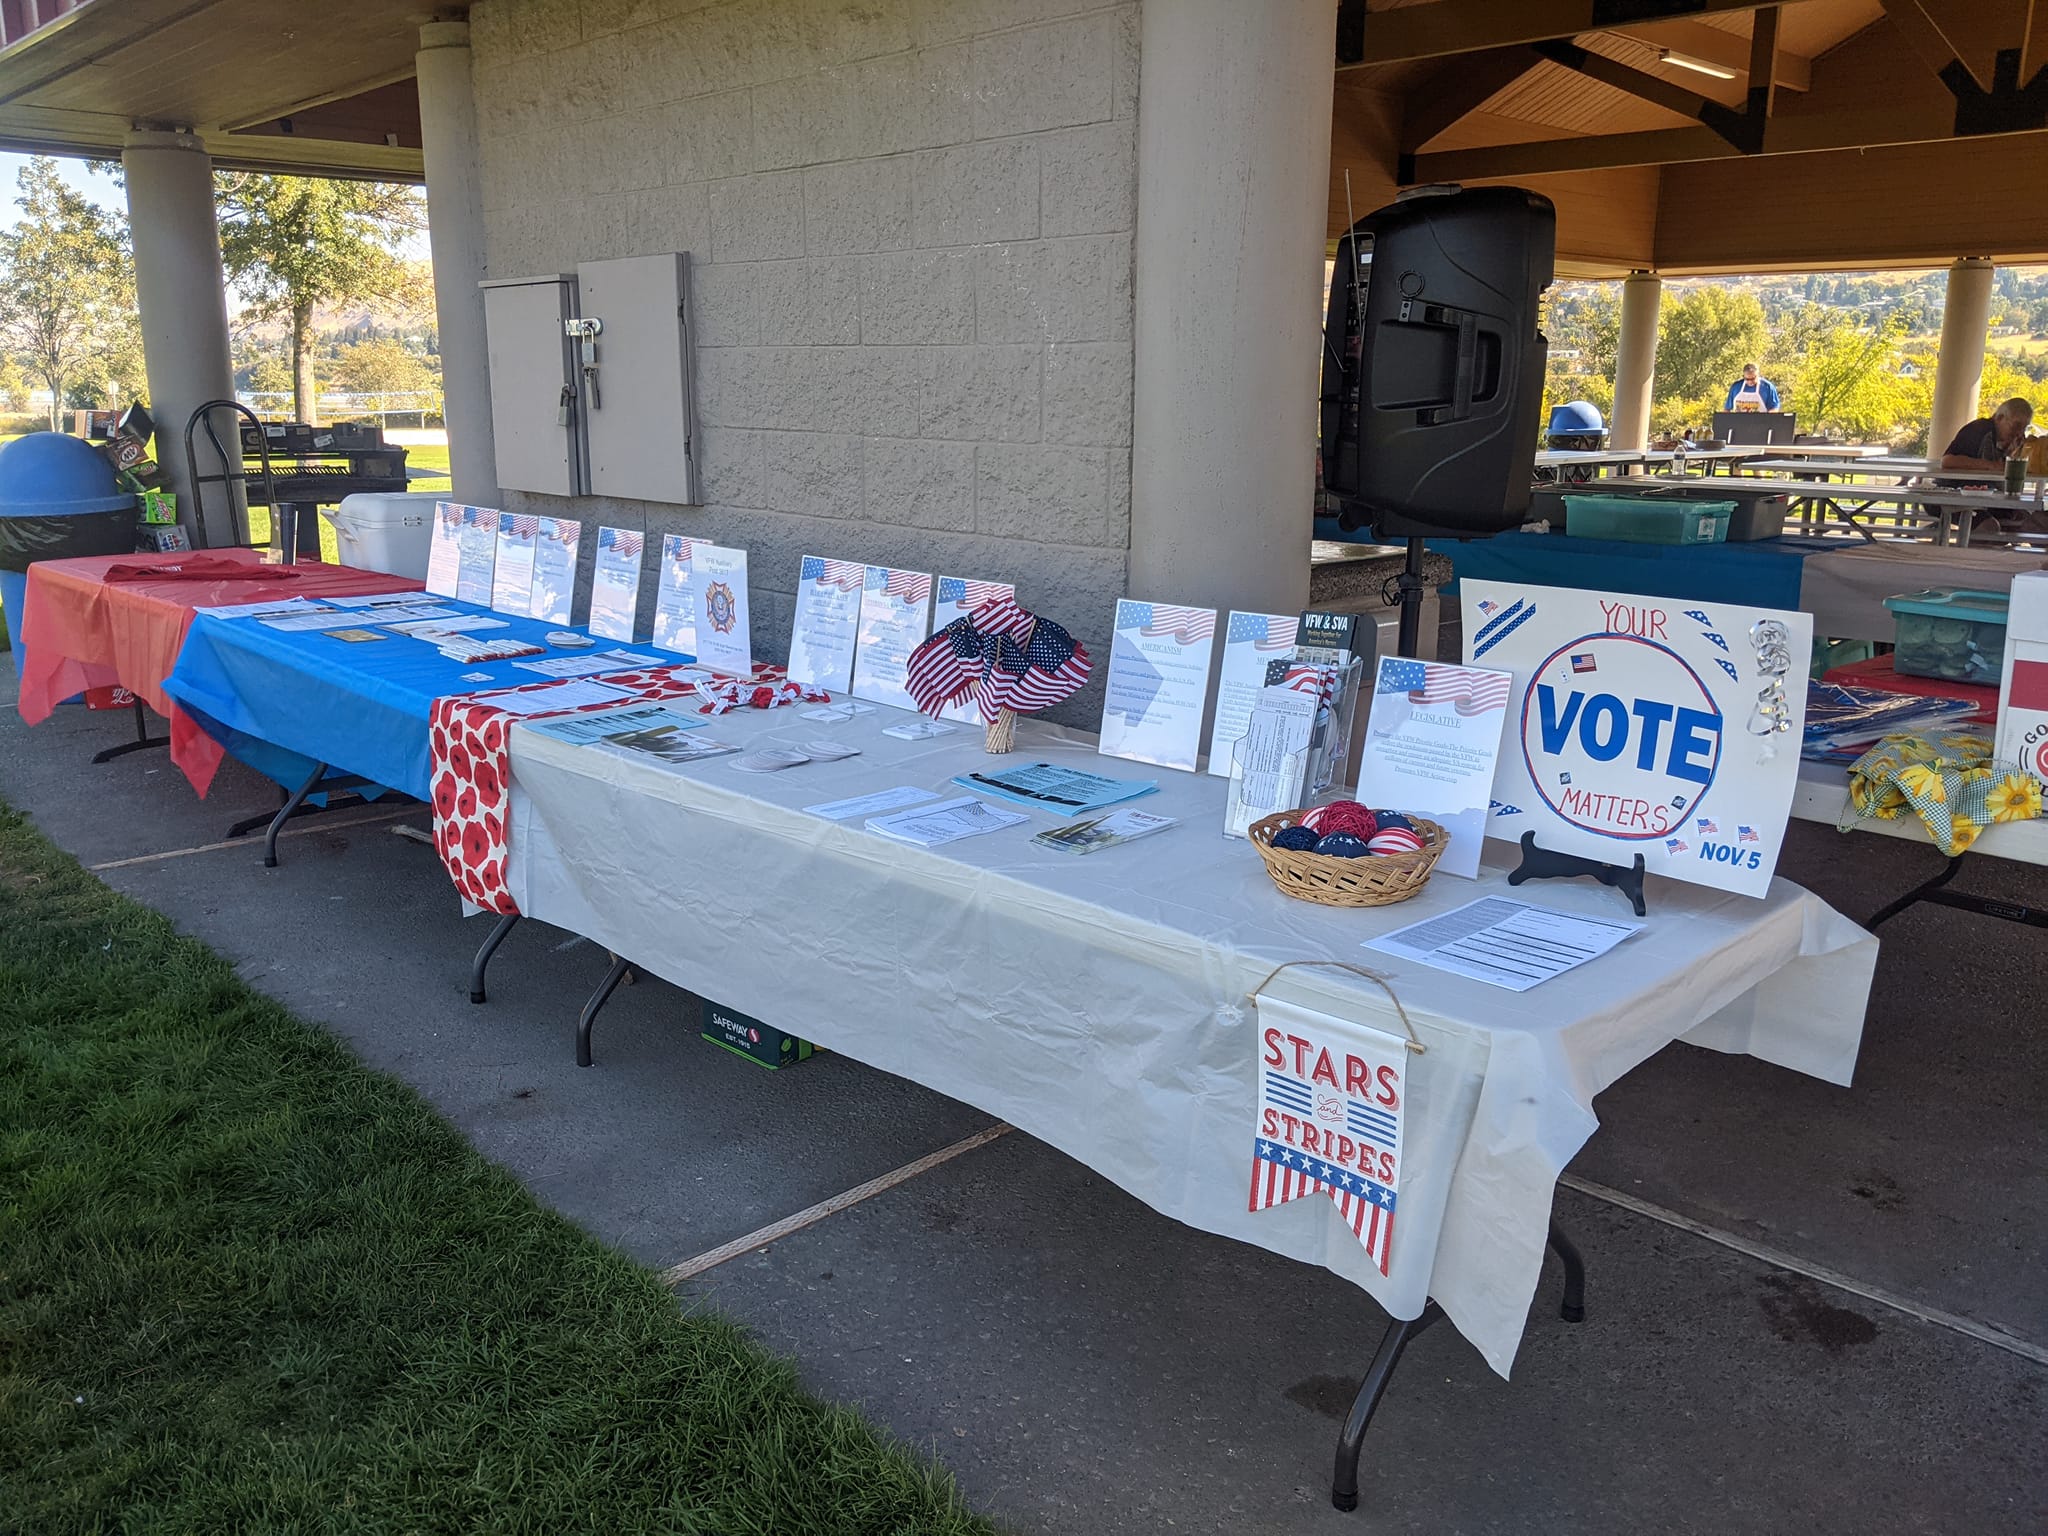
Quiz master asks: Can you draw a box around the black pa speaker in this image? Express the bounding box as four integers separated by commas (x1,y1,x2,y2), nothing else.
1320,185,1555,540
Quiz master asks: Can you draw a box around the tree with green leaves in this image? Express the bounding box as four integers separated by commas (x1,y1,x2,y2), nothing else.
0,157,133,430
214,174,426,423
1654,286,1770,406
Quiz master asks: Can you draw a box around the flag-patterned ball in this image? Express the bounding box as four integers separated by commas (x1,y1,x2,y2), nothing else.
1371,811,1416,833
1271,825,1321,852
1313,831,1372,858
1367,828,1425,856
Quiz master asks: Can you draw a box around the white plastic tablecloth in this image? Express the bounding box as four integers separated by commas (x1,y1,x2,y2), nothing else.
501,709,1876,1377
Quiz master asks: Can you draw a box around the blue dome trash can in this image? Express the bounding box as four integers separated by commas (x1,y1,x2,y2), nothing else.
0,432,138,677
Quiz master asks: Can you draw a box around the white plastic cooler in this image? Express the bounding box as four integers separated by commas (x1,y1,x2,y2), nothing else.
323,492,440,579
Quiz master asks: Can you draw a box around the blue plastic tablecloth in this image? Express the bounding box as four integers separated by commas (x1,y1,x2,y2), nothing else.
164,599,682,800
1429,532,1835,610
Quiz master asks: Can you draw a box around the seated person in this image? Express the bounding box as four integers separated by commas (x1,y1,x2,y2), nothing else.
1723,364,1780,412
1939,398,2043,540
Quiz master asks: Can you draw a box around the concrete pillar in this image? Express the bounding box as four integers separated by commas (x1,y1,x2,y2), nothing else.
416,19,499,507
1930,257,1996,457
122,129,238,548
1128,0,1334,615
1609,271,1662,451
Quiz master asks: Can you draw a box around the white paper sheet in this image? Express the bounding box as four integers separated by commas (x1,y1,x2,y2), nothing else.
1098,599,1218,772
530,518,580,626
865,794,1028,846
788,555,867,692
1357,657,1513,880
324,592,430,611
588,527,644,643
652,535,698,656
474,679,634,715
202,598,319,621
850,567,933,708
803,785,939,820
254,609,349,632
1365,896,1643,992
1205,611,1299,777
524,703,706,746
491,512,539,616
513,654,636,679
424,501,464,598
692,542,753,676
455,505,498,606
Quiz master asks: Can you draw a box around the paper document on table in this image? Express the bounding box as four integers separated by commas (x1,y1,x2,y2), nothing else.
524,703,706,746
385,615,508,636
513,654,634,679
1364,896,1642,992
804,785,938,821
322,592,427,610
472,680,634,716
865,795,1029,847
202,598,318,620
953,761,1157,816
253,609,349,632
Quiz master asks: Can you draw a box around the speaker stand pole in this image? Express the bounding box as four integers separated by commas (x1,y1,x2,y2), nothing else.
1393,537,1427,659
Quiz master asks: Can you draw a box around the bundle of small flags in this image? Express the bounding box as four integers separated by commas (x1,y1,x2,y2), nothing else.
693,664,832,716
905,594,1092,748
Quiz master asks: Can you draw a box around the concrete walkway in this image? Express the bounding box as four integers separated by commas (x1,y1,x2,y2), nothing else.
4,673,2043,1535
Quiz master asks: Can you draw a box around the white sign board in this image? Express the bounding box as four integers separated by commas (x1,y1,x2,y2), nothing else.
1098,599,1217,772
1358,657,1512,880
1463,580,1811,898
692,542,753,677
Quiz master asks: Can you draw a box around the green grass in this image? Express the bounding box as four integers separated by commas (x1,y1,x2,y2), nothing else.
0,802,996,1536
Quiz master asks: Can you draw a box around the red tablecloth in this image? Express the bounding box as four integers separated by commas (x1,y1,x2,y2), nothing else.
1821,653,2000,725
18,551,420,793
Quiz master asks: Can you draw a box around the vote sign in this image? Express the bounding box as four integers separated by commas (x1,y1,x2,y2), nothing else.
1465,580,1810,898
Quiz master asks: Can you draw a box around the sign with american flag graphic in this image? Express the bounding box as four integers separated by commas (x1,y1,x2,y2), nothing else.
491,512,541,618
588,527,645,643
426,500,465,597
651,536,701,658
530,517,580,625
787,555,867,691
1204,611,1301,778
1099,599,1219,772
454,504,499,608
1249,995,1405,1278
1359,657,1512,879
850,566,934,710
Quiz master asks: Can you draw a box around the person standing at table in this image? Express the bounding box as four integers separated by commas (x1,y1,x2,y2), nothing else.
1723,363,1780,412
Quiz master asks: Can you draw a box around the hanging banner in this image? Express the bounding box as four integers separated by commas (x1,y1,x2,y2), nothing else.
1248,994,1405,1277
1463,579,1811,898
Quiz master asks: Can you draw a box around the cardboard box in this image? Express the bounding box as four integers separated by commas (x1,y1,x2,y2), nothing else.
700,998,814,1070
1995,570,2048,777
140,488,177,524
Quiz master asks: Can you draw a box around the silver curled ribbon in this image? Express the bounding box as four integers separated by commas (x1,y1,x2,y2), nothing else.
1747,618,1795,748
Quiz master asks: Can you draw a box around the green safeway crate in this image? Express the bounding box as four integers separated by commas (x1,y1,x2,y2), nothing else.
701,997,815,1070
1883,588,2009,687
1563,493,1733,545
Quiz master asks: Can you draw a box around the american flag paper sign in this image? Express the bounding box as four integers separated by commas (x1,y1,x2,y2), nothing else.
1463,579,1811,898
425,501,464,598
1098,599,1219,772
1358,657,1513,879
651,536,699,657
1249,995,1405,1277
1204,611,1300,777
850,567,934,710
491,512,540,617
529,518,580,625
933,577,1015,721
588,527,644,643
787,556,866,691
454,504,499,608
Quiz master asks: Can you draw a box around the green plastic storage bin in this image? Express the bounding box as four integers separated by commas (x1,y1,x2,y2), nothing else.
1564,494,1734,545
1883,588,2008,687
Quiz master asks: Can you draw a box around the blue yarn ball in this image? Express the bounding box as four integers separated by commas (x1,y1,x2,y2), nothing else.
1314,831,1372,859
1271,825,1321,852
1371,812,1416,833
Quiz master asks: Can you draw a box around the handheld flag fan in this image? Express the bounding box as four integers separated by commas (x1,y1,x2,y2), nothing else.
905,594,1091,752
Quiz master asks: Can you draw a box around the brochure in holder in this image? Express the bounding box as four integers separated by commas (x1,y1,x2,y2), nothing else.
1224,739,1311,841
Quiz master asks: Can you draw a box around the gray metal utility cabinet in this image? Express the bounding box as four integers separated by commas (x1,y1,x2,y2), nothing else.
480,253,700,507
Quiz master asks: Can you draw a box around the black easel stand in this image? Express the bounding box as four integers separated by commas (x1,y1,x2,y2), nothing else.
1506,831,1649,917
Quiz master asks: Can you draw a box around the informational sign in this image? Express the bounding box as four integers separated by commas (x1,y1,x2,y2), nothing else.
1358,657,1512,879
692,542,753,677
850,567,933,709
530,517,579,625
788,555,866,691
588,527,644,642
1205,611,1299,777
491,512,539,616
651,535,698,656
934,576,1014,722
1248,994,1405,1277
1098,600,1218,772
1463,580,1812,898
454,505,498,606
425,501,464,598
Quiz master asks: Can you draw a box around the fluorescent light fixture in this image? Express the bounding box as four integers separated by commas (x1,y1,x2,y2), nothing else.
1658,48,1738,80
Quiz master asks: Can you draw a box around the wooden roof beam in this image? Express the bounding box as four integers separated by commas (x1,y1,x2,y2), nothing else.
1607,18,1810,91
1879,0,1991,95
1396,46,1543,153
1746,6,1780,123
1530,38,1752,148
1352,0,1778,67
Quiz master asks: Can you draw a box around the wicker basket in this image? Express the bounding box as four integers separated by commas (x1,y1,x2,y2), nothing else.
1248,810,1447,908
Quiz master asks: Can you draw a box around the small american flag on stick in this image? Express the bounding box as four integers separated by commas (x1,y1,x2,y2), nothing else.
905,596,1092,726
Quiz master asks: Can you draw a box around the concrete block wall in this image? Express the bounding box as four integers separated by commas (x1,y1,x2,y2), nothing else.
469,0,1139,715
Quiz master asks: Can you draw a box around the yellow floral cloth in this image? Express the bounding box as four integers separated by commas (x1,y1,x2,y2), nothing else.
1846,729,2044,854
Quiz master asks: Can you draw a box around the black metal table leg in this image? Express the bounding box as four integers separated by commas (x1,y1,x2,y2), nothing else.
90,698,168,764
470,912,520,1004
576,954,633,1068
1331,1303,1443,1512
1868,855,1963,928
1331,1221,1588,1513
264,760,331,868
